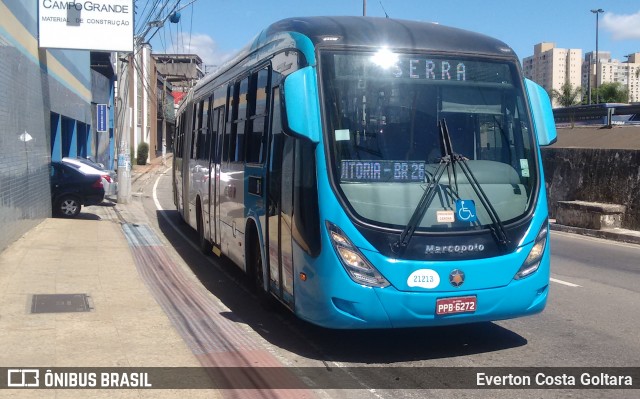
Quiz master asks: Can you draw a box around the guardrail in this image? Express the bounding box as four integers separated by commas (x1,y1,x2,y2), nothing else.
553,103,640,125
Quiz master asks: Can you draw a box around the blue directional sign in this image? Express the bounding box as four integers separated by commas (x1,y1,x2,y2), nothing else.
97,104,108,132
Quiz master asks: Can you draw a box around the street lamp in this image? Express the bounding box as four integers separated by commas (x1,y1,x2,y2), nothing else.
591,8,604,104
624,54,632,103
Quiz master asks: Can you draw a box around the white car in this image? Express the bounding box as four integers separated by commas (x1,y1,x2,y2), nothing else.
61,157,117,197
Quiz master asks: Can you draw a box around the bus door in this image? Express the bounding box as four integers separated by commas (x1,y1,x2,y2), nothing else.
220,79,247,267
267,86,295,308
181,105,194,224
210,105,225,249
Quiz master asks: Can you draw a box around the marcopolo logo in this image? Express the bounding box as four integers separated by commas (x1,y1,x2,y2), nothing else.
425,243,485,255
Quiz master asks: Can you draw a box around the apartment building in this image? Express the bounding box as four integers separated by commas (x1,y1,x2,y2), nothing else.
524,43,640,106
586,52,640,103
523,43,583,107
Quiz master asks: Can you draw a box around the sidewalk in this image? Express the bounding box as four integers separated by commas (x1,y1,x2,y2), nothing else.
0,154,214,398
550,220,640,245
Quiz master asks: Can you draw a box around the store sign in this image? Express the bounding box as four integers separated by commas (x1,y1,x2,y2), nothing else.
97,104,107,132
38,1,134,52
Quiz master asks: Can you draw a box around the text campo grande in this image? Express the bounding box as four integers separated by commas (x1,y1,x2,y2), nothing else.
42,1,130,14
477,372,633,387
41,370,151,388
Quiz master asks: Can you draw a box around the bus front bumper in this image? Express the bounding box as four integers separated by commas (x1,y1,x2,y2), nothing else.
296,266,549,329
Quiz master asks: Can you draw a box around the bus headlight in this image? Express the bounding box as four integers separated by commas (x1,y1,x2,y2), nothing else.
515,220,548,280
327,222,390,288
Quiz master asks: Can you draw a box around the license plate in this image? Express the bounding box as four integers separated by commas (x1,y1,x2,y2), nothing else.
436,296,477,315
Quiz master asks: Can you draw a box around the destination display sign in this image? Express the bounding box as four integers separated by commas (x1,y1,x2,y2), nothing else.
333,53,513,85
340,160,426,183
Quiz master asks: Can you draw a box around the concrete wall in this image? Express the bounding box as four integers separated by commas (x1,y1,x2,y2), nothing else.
0,0,93,251
542,147,640,230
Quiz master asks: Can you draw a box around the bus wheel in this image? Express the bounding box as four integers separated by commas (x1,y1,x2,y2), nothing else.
252,236,273,308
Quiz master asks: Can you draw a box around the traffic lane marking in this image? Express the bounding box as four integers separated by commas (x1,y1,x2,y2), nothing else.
550,230,640,250
550,277,581,287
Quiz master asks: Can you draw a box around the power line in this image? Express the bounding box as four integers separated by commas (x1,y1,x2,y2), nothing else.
132,53,159,109
188,2,194,51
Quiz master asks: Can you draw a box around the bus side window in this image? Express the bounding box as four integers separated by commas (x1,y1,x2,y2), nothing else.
212,86,226,163
174,115,181,155
247,67,270,164
196,99,208,160
210,106,222,163
204,96,213,161
190,102,201,160
224,84,237,162
235,77,249,162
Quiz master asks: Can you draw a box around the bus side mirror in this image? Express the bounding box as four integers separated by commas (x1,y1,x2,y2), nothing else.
282,66,320,143
525,78,557,146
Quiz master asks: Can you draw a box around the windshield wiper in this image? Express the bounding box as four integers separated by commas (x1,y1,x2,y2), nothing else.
391,119,455,255
391,157,450,255
391,119,510,256
440,119,510,250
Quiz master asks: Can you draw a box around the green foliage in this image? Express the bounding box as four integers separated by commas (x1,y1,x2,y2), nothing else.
136,142,149,165
588,82,629,104
551,83,582,107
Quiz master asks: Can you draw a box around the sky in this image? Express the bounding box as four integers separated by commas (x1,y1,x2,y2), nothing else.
146,0,640,69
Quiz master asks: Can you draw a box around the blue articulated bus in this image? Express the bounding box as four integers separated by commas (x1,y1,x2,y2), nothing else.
173,16,557,329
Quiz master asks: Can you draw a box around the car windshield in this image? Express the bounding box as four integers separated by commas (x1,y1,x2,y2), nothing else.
320,49,538,231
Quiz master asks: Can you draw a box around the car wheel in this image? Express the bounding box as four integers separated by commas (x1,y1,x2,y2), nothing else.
56,195,81,218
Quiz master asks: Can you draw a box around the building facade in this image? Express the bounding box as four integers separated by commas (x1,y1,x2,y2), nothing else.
153,54,203,154
524,43,640,106
585,52,640,104
0,0,115,252
120,50,203,164
523,43,583,107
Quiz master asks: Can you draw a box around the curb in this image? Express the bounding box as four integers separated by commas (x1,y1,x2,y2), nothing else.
550,223,640,245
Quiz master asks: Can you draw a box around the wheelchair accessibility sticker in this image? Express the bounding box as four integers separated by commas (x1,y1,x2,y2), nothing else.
456,200,477,222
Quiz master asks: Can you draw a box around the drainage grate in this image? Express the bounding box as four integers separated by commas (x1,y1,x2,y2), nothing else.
31,294,92,314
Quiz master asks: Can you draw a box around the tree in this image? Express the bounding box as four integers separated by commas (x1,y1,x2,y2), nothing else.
551,83,582,107
591,82,629,104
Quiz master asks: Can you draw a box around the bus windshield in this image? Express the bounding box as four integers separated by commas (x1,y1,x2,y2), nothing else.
320,49,538,232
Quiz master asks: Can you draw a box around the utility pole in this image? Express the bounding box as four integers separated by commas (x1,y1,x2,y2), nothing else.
363,0,367,16
116,54,132,204
624,54,631,104
162,76,167,166
588,56,592,105
591,8,604,104
114,0,197,203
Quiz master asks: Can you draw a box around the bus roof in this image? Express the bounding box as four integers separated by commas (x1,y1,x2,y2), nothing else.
265,16,515,57
189,16,517,101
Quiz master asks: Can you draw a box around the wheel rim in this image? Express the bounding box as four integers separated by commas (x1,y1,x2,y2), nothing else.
60,199,78,215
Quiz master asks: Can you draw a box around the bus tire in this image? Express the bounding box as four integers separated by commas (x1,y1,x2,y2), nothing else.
248,225,274,309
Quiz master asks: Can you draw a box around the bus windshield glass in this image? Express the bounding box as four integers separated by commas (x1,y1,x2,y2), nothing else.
320,49,538,232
